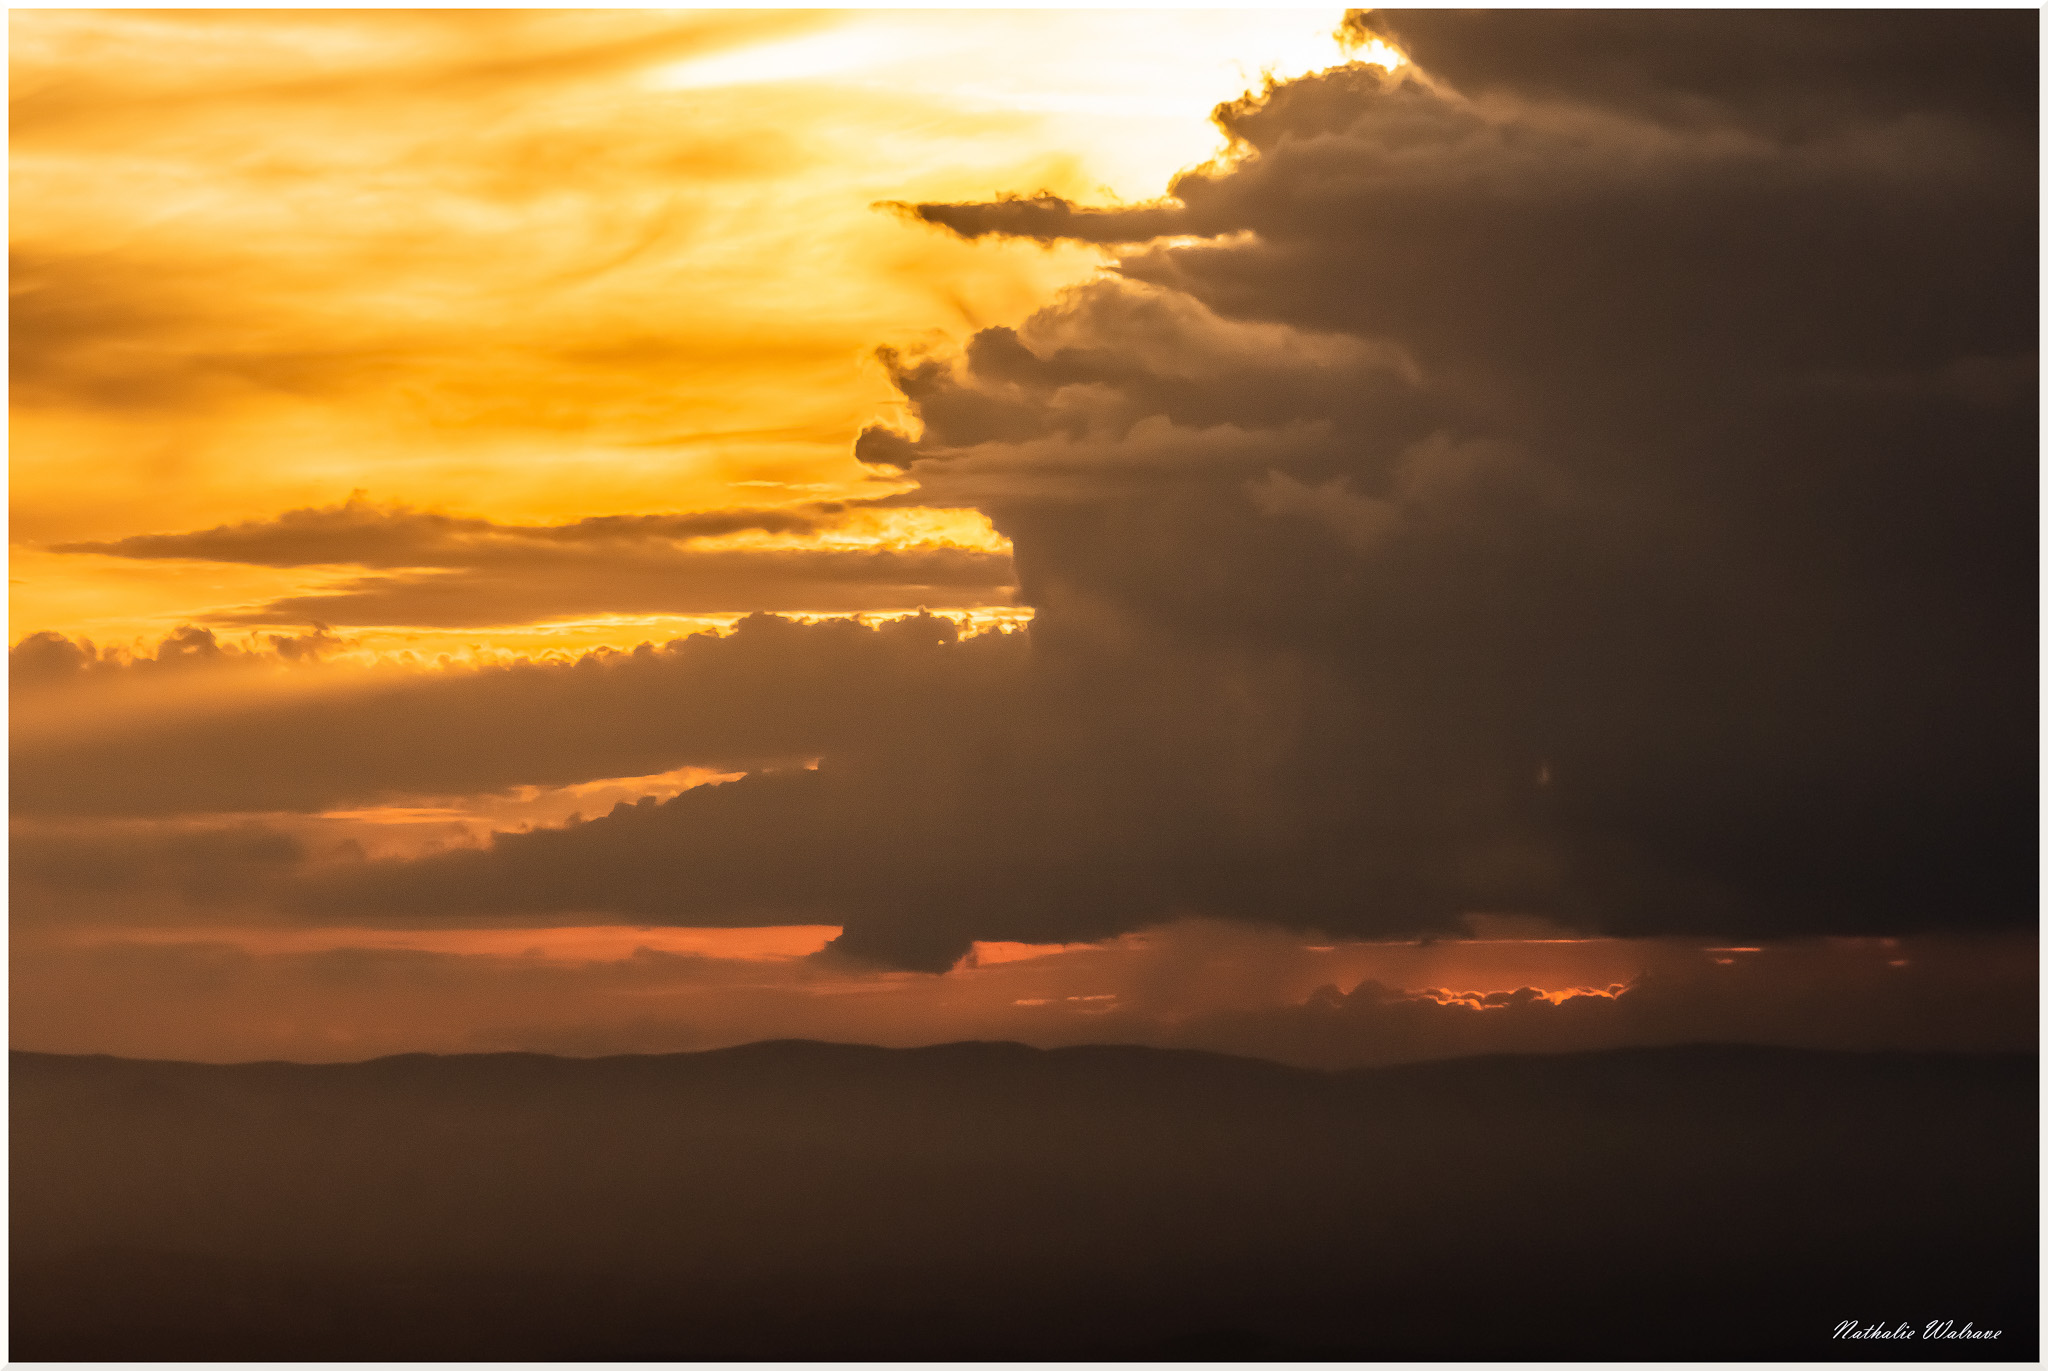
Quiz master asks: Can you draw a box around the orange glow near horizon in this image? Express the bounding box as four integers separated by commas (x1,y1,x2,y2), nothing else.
16,918,2032,1066
972,920,1666,1008
304,764,749,854
1413,984,1633,1009
65,924,843,963
965,940,1108,968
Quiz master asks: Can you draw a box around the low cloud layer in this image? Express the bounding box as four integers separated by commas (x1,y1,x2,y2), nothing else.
12,917,2032,1067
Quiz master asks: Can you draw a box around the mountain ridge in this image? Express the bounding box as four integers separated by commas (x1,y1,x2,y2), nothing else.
14,1035,2035,1360
16,1034,2034,1074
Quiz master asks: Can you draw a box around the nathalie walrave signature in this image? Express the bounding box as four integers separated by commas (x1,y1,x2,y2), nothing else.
1835,1321,2002,1341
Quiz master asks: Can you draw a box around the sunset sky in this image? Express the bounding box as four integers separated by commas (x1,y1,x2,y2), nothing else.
11,9,2036,1066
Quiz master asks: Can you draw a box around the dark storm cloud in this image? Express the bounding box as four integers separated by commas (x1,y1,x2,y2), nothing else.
837,11,2033,962
23,14,2035,971
1350,9,2039,133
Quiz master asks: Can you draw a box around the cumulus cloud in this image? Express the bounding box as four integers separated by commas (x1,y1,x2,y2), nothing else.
10,625,269,689
828,10,2036,963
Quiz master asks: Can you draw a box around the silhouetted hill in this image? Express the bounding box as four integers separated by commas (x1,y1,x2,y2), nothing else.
12,1041,2036,1360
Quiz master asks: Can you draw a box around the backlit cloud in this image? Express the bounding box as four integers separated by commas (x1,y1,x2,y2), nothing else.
10,11,2034,1058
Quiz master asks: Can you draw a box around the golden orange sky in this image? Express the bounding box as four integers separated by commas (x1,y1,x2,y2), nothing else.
13,7,1378,660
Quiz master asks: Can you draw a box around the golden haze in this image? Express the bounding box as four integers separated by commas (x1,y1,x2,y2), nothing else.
12,7,1376,658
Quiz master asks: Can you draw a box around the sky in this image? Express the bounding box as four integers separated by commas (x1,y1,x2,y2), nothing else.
10,8,2037,1066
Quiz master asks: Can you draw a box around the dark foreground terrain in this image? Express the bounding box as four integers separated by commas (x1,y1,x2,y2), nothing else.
11,1041,2036,1360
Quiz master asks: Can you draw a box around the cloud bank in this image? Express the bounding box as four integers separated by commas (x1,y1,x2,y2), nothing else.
14,12,2035,979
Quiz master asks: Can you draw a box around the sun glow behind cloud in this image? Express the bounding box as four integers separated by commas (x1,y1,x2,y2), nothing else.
643,11,1379,191
645,20,926,93
12,7,1376,656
